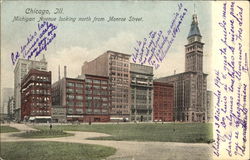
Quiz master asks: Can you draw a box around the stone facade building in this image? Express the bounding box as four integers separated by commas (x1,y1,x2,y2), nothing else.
130,63,153,122
21,69,52,122
155,14,207,122
82,50,130,121
153,82,174,122
14,56,47,120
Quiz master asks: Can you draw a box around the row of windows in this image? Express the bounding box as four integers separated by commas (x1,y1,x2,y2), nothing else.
85,85,108,90
85,79,108,84
86,90,109,96
67,89,83,94
30,103,50,107
110,72,129,77
67,95,83,100
86,102,109,108
24,75,49,84
31,96,50,101
110,55,129,61
67,108,108,114
67,82,84,88
86,97,108,101
31,110,50,114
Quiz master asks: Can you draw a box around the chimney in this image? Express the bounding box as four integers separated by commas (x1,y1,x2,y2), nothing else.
64,66,67,78
174,70,176,75
58,65,61,80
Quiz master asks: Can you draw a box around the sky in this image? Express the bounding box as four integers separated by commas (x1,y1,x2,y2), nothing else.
1,1,212,90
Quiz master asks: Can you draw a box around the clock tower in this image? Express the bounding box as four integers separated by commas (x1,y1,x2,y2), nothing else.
185,14,204,73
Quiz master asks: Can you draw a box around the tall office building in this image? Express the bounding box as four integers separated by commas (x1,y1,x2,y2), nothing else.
130,63,153,122
14,56,47,120
155,14,208,122
21,69,52,122
82,50,130,121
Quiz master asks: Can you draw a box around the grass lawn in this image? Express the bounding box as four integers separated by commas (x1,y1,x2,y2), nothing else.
14,129,73,138
0,126,19,133
0,141,116,160
33,123,213,143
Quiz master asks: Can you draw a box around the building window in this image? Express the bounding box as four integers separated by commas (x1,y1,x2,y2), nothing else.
94,109,100,113
67,88,74,93
86,109,92,113
86,101,92,108
67,108,73,114
76,102,83,106
67,101,74,106
93,80,100,84
101,80,108,84
76,108,83,114
67,95,74,99
86,96,92,100
76,83,83,88
76,89,83,94
76,95,83,100
86,79,92,83
67,82,74,87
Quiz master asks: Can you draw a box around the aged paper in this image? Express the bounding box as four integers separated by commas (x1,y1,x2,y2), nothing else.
0,1,249,160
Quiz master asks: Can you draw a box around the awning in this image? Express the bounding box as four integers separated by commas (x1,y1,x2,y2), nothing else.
34,116,52,119
67,115,84,118
29,117,35,120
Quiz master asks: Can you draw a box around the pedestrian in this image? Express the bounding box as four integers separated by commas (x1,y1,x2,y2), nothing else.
50,123,52,130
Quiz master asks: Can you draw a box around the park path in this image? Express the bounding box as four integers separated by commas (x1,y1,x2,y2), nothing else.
1,123,213,160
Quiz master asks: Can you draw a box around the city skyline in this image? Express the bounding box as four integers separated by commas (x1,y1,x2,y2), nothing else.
1,1,212,90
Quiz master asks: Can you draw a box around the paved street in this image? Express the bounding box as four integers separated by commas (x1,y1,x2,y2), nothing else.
1,124,213,160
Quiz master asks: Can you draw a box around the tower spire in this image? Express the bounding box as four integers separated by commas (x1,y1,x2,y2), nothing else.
187,10,201,39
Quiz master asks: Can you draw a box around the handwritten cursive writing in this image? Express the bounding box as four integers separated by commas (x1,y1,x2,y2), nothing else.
213,2,248,158
11,21,57,65
132,3,187,69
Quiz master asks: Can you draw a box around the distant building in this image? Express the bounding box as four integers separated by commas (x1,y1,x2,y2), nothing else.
155,14,207,122
206,90,213,123
21,69,52,122
14,56,47,120
82,50,130,121
153,82,174,122
130,63,153,122
52,69,111,122
1,88,14,114
7,96,15,120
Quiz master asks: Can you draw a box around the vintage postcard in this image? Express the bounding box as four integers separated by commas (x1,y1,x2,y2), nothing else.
0,1,249,160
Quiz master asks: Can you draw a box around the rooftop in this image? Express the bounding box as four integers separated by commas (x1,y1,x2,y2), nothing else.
187,14,201,38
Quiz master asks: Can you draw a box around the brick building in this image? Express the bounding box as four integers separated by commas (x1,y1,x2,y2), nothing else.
153,82,174,122
21,69,52,122
130,63,153,122
82,50,130,121
52,73,111,122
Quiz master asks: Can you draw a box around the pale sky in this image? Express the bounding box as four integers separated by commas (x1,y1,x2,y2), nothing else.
1,1,212,90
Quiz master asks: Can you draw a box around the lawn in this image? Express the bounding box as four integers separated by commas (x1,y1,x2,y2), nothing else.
0,141,116,160
14,129,73,138
0,126,19,133
33,123,213,143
